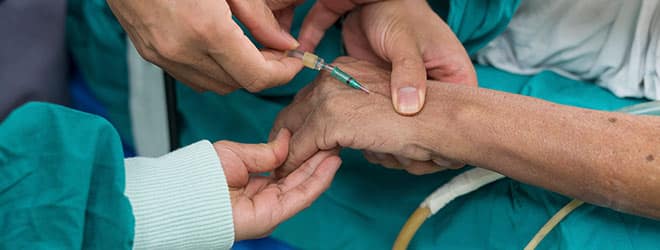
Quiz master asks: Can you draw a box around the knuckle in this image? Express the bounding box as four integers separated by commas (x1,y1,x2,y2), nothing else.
293,85,313,103
287,149,302,166
395,56,422,70
243,73,271,92
136,46,159,64
183,10,231,43
317,96,336,115
243,79,264,92
316,100,344,126
153,39,184,62
329,127,348,147
188,19,215,42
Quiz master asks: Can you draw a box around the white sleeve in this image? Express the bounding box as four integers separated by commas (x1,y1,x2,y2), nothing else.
124,140,234,249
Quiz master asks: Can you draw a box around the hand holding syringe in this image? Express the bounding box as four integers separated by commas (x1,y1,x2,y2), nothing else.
286,50,370,94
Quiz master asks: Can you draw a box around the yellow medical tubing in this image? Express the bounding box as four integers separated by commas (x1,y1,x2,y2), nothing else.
524,199,584,250
392,199,584,250
392,206,430,250
391,168,578,250
392,168,505,249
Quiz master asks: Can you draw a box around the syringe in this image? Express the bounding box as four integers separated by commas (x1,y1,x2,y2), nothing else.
287,50,370,93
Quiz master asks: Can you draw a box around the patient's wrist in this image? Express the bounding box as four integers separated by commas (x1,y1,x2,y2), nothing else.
414,81,483,164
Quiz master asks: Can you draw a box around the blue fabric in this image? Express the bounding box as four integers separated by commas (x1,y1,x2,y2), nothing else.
66,0,133,144
0,102,134,249
443,0,521,55
69,70,136,157
234,238,295,250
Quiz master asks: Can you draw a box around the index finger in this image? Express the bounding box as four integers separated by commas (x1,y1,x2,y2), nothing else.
207,22,302,92
298,0,379,51
280,113,341,175
276,153,341,221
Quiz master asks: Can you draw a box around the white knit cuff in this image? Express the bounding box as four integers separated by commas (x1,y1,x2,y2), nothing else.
124,140,234,249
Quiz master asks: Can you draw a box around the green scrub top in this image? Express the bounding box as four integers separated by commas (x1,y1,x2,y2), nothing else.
66,0,660,249
0,102,134,249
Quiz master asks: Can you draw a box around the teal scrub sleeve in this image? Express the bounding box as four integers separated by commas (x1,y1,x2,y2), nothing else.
66,0,133,144
0,102,134,249
429,0,522,55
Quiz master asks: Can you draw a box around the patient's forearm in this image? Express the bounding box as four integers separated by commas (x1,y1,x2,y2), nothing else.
418,82,660,219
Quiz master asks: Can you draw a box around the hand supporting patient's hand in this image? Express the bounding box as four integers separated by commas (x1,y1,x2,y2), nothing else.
299,0,477,115
213,129,341,241
272,57,464,176
107,0,303,94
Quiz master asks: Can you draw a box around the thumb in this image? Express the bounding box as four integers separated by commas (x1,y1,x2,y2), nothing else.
216,129,291,173
387,37,427,115
228,0,299,50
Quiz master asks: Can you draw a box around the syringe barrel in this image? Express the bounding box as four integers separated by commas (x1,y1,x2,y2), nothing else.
330,66,362,90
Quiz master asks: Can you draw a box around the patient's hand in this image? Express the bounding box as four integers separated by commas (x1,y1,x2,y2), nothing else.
299,0,477,115
213,129,341,241
272,57,464,176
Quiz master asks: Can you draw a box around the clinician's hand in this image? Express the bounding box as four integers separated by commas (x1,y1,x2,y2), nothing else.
106,0,304,94
298,0,477,115
213,129,341,241
272,57,465,176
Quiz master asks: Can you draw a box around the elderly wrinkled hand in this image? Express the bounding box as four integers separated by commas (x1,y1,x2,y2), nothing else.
298,0,477,115
272,57,465,176
213,129,341,241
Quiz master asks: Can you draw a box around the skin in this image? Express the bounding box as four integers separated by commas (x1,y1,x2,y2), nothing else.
298,0,477,115
273,57,660,219
106,0,474,117
106,0,304,94
212,129,341,241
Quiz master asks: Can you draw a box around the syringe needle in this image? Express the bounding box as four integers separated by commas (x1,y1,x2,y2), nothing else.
355,83,371,94
328,66,371,94
287,49,370,94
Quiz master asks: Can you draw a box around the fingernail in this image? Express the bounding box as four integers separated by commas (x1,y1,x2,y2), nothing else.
282,28,300,49
397,87,420,114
